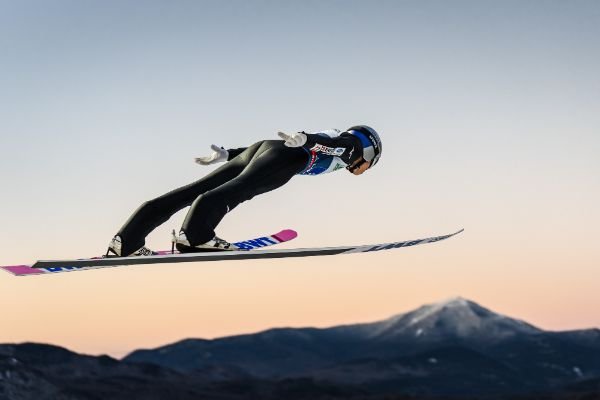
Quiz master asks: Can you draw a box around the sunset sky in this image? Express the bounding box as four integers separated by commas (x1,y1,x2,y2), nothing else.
1,0,599,358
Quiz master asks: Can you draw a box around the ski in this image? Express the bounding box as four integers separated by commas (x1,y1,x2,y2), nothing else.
1,229,298,276
2,229,463,277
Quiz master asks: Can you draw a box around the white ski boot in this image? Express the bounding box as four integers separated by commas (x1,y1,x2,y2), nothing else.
106,235,156,257
174,230,240,253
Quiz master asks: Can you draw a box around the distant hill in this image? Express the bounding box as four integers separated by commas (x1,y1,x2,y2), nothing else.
2,297,599,399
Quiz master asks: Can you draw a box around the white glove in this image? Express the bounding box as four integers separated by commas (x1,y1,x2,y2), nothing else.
278,131,307,147
195,144,229,165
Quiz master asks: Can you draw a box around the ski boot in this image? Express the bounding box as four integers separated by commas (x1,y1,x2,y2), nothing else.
173,230,240,253
105,235,156,257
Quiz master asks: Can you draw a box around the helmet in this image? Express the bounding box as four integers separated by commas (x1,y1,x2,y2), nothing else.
346,125,382,167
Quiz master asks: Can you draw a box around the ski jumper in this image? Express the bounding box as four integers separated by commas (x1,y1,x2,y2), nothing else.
115,130,363,255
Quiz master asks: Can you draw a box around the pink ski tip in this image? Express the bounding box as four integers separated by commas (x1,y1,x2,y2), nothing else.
2,265,43,276
272,229,298,243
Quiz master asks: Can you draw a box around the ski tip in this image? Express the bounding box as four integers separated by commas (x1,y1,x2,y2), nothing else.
1,265,43,276
272,229,298,243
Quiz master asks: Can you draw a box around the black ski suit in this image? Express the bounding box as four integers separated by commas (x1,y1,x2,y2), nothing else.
116,132,363,255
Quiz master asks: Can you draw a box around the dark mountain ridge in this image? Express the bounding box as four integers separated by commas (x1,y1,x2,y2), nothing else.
2,297,599,399
124,298,591,370
122,297,600,395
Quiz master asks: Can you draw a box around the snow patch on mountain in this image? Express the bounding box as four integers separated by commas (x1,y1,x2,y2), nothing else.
347,297,542,342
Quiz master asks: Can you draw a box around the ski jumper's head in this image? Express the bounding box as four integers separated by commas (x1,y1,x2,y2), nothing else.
344,125,382,175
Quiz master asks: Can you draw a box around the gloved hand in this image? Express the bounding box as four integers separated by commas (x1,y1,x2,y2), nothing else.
195,144,229,165
278,131,307,147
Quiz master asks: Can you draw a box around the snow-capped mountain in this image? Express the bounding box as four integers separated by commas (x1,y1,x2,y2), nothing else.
331,296,541,343
124,297,600,387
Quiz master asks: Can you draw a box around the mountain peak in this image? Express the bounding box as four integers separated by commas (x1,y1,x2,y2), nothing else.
366,297,541,342
408,296,475,325
437,296,470,307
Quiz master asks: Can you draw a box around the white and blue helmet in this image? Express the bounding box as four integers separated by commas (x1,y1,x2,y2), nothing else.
346,125,382,167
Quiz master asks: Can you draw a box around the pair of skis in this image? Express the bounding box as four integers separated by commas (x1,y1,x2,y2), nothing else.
0,229,464,277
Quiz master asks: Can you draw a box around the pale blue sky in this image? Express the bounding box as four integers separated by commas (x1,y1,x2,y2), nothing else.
0,1,599,356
